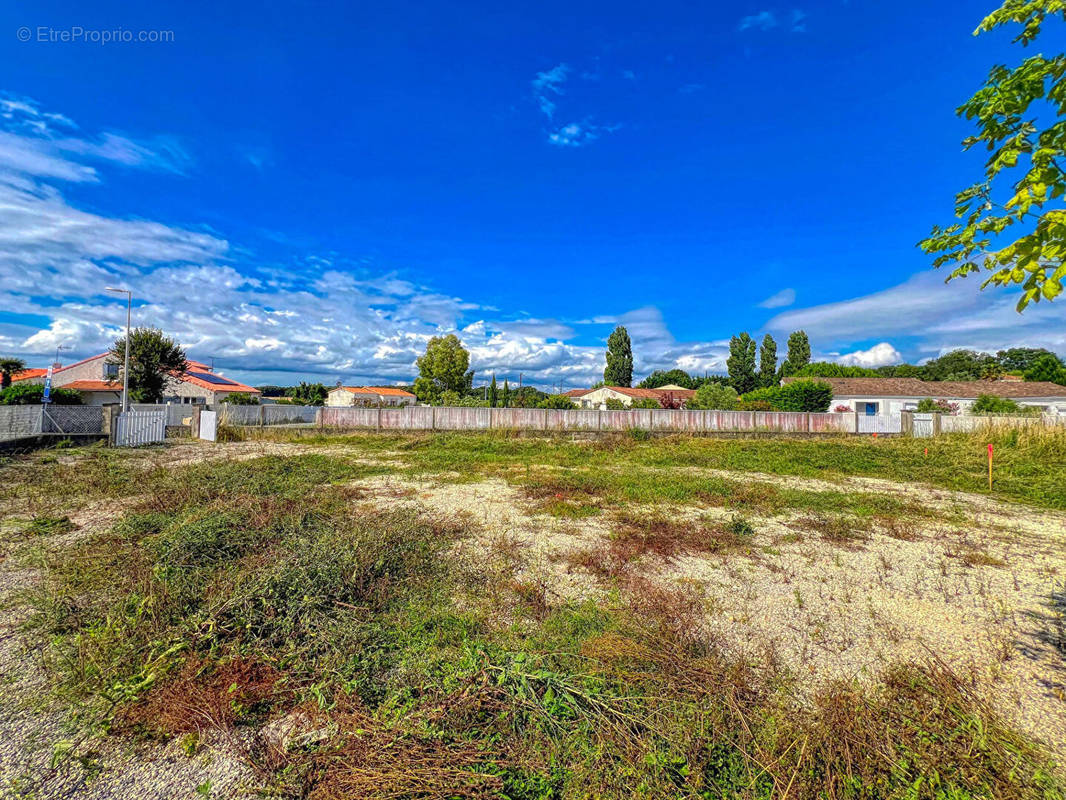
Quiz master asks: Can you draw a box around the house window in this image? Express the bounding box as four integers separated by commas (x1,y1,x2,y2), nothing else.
103,362,119,379
861,401,879,415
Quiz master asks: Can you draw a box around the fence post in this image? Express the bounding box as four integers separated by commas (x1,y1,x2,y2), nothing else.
377,406,382,432
431,406,437,431
853,409,859,434
933,412,942,437
543,408,549,431
805,412,811,433
258,404,266,427
597,409,602,432
190,405,202,439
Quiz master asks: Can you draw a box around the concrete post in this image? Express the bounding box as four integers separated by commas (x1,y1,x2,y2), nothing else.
900,411,913,437
190,405,202,439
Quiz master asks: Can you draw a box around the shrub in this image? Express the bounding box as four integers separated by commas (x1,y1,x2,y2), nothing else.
971,395,1036,415
686,383,739,410
916,398,959,414
631,397,660,409
0,383,82,405
538,394,577,409
604,398,627,411
225,392,259,405
834,404,853,413
739,381,832,412
736,399,773,411
794,362,878,378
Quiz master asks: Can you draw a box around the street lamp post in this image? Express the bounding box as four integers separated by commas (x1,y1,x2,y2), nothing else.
106,287,132,413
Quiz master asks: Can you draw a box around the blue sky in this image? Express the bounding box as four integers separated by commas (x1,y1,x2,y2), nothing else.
1,0,1063,388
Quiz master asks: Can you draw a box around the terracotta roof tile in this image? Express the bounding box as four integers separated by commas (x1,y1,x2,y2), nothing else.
11,369,47,382
336,386,415,398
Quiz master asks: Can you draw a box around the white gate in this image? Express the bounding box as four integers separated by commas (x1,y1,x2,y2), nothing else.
115,409,167,447
199,410,217,442
912,413,935,438
857,414,902,434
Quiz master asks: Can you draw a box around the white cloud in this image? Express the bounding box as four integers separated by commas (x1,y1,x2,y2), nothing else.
757,287,796,309
765,270,1066,361
531,65,618,148
738,11,777,31
738,8,806,32
836,342,902,368
532,64,569,120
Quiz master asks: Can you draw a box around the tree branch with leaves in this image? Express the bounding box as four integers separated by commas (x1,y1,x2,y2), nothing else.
920,0,1066,309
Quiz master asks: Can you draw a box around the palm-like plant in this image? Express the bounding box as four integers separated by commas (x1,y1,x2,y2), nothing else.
0,357,26,389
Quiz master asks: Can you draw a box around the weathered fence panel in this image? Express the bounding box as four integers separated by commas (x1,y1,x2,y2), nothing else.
809,412,854,433
434,407,492,430
305,407,866,435
0,406,43,440
263,405,317,425
115,409,166,447
939,414,1065,433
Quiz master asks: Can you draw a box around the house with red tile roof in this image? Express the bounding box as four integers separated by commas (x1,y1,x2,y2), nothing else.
15,353,260,405
568,385,696,409
781,377,1066,416
10,368,48,383
326,386,416,407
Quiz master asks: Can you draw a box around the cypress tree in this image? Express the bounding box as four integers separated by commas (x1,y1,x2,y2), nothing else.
489,374,498,407
782,330,811,377
603,326,634,387
758,334,778,388
727,332,758,395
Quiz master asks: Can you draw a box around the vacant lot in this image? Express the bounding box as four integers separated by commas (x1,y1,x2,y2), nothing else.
1,428,1064,799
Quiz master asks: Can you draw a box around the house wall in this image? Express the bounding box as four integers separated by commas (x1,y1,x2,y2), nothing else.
831,394,1066,416
575,387,631,409
54,356,118,386
75,390,123,406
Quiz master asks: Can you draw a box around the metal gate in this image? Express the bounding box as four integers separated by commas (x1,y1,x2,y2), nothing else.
115,408,167,447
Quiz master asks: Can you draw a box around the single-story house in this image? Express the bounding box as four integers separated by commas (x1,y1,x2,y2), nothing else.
10,368,48,383
781,377,1066,416
16,353,260,405
568,385,696,409
326,386,416,407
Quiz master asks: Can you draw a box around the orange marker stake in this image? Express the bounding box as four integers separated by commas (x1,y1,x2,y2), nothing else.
988,443,993,491
924,447,928,457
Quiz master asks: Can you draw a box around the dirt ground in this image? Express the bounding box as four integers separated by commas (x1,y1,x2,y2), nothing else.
1,438,1064,796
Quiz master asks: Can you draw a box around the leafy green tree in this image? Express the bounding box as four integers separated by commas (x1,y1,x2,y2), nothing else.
757,334,778,388
538,394,577,409
488,374,498,408
0,357,26,389
1024,353,1066,384
781,331,811,377
794,362,878,378
414,334,470,403
727,332,758,395
501,379,511,407
289,382,328,405
996,347,1061,372
110,327,188,404
510,386,548,408
604,397,627,410
631,397,661,409
438,390,462,406
0,383,81,405
637,369,694,389
686,383,739,410
876,363,925,378
603,326,634,387
224,392,259,405
922,349,997,381
919,1,1066,310
972,394,1029,414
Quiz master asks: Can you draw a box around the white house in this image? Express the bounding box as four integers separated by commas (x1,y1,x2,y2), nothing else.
15,354,260,405
782,377,1066,416
565,386,695,409
326,386,416,407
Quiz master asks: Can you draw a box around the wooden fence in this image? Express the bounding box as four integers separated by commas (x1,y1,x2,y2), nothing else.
317,406,859,434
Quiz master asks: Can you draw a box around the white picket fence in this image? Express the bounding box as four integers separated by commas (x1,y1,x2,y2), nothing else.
857,414,902,434
114,408,167,447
